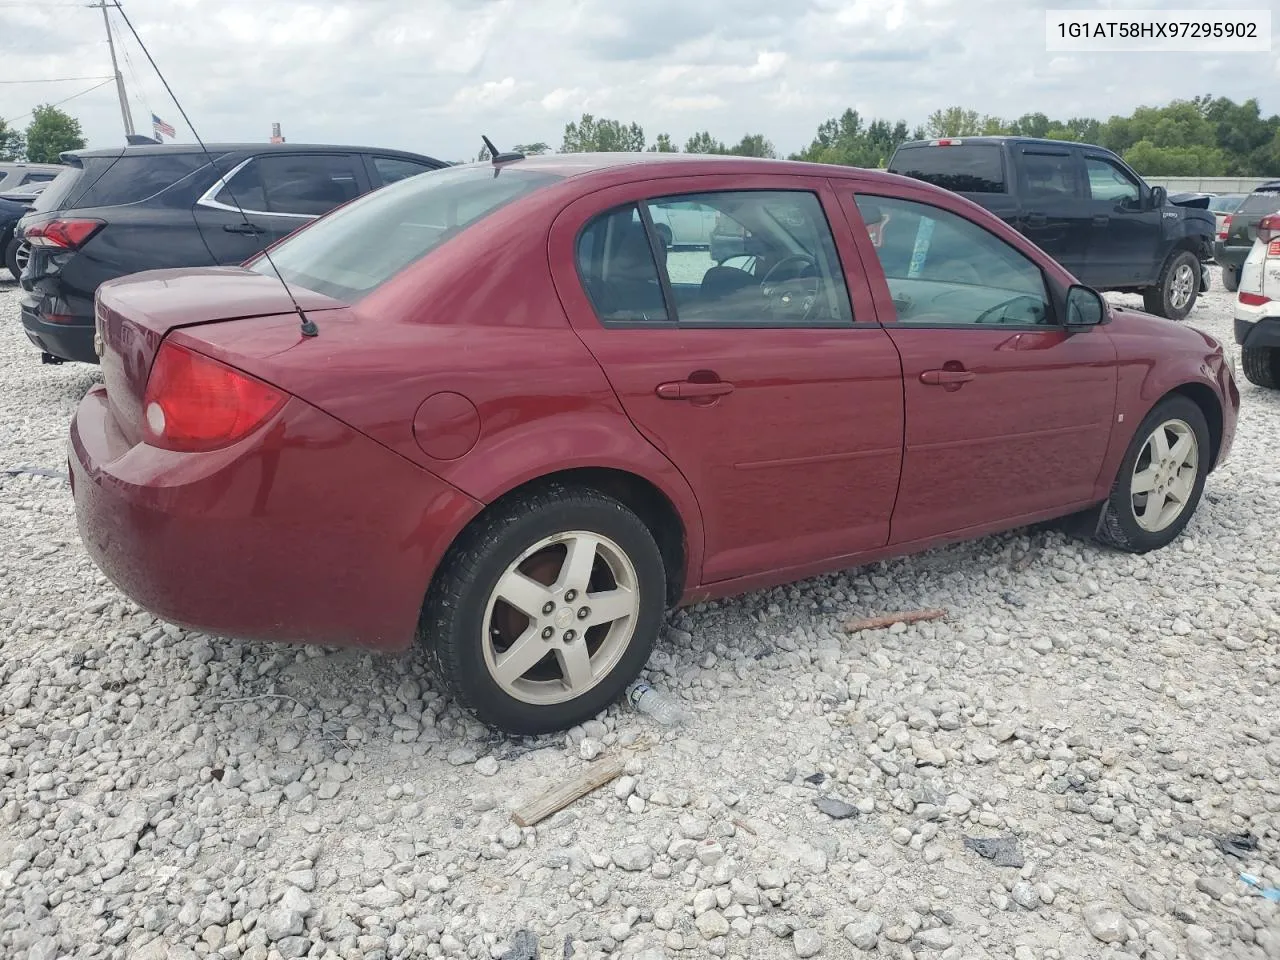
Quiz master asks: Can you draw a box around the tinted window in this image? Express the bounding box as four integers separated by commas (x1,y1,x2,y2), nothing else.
1239,187,1280,215
855,195,1051,326
221,154,362,216
373,156,435,185
576,205,670,323
1021,151,1079,198
1085,157,1140,206
645,191,853,325
888,145,1006,194
1208,195,1243,213
20,173,57,185
73,154,209,207
251,164,559,301
30,165,86,212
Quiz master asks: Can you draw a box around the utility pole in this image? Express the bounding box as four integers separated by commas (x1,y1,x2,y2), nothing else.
92,1,135,139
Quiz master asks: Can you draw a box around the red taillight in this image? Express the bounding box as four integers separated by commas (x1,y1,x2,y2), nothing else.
24,218,105,250
1218,214,1232,241
1239,292,1271,306
1257,214,1280,243
142,342,287,452
1269,239,1280,258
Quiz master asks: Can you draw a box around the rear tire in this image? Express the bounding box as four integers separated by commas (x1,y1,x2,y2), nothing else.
654,223,673,250
1142,250,1200,320
3,235,19,280
1094,395,1210,553
1242,346,1280,389
420,485,667,735
1221,264,1240,293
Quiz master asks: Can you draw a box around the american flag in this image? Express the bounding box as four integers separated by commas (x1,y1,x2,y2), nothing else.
151,114,175,139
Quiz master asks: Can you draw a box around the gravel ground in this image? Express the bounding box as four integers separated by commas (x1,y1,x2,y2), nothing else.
1,269,1278,960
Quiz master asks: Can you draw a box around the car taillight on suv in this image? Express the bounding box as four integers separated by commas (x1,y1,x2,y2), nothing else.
1256,214,1280,246
24,218,106,250
1218,214,1232,241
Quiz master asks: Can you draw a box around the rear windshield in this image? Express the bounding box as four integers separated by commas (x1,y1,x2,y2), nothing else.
31,163,89,212
888,144,1006,194
1208,195,1243,213
31,154,209,212
1239,187,1280,215
251,164,561,301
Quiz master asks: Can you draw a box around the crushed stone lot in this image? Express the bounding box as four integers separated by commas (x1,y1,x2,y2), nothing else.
1,270,1278,960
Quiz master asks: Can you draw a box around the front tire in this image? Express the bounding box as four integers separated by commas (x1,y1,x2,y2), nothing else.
421,486,666,735
1221,264,1240,293
1094,395,1210,553
1242,346,1280,389
1143,250,1200,321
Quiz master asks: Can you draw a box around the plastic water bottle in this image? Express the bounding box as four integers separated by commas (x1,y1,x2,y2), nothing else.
626,680,684,725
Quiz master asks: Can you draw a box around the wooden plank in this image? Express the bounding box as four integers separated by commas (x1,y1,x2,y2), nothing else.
511,757,625,828
844,608,948,633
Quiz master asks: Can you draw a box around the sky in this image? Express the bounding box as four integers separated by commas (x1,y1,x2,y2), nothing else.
1,0,1278,163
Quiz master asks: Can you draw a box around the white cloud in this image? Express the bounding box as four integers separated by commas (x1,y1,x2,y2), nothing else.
0,0,1273,163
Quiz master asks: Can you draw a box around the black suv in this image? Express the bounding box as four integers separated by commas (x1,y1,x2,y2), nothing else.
887,137,1216,321
1213,179,1280,292
18,142,446,363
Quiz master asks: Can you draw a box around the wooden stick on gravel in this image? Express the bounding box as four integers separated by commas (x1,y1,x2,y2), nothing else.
512,757,625,827
844,608,948,633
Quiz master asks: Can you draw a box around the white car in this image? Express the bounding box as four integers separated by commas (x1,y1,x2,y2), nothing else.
1234,211,1280,388
647,199,717,248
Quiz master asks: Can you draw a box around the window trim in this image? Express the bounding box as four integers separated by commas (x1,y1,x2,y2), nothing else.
852,191,1063,329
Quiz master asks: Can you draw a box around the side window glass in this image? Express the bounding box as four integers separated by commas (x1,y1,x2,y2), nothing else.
216,160,267,212
576,204,671,323
854,194,1051,326
1085,157,1141,207
256,155,363,216
645,190,853,325
1021,152,1079,199
373,156,433,185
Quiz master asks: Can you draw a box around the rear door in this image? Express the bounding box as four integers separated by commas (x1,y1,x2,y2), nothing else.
840,185,1117,543
552,175,905,585
193,152,370,264
1081,152,1161,287
1013,144,1090,277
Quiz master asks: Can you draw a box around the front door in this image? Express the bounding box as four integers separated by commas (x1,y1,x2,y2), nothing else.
553,177,905,584
845,190,1118,544
192,152,369,265
1081,153,1162,287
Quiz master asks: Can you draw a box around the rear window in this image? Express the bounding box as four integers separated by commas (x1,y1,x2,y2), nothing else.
251,164,561,301
1239,187,1280,215
1208,195,1243,213
889,144,1006,194
31,163,90,212
32,154,209,212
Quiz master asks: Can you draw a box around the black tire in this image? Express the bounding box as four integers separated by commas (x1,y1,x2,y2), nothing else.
1221,264,1240,293
654,223,673,249
1242,346,1280,389
420,485,666,735
3,235,18,281
1094,395,1210,553
1142,249,1200,321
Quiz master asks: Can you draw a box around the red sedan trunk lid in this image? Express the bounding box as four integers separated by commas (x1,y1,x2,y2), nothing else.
94,267,346,444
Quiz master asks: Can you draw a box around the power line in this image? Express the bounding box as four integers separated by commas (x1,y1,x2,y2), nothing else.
0,77,113,84
2,78,114,125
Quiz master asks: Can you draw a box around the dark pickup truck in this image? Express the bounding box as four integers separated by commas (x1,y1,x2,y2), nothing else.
887,137,1216,321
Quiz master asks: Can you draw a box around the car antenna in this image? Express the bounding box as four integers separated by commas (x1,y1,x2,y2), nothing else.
481,135,525,166
109,2,319,338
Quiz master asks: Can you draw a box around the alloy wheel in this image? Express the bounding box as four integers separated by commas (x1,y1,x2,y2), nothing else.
1169,262,1195,310
1130,419,1199,532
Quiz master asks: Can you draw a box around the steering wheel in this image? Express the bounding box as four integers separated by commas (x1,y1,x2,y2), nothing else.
974,294,1046,324
760,254,822,322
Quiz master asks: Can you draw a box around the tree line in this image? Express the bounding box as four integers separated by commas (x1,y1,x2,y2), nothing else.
0,105,87,165
538,95,1280,177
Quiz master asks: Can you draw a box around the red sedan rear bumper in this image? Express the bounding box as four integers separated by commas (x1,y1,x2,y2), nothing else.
69,385,483,651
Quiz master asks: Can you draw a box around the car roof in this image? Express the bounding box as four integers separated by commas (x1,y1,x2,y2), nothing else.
468,151,898,184
61,143,444,164
895,135,1114,151
0,161,64,171
1252,180,1280,192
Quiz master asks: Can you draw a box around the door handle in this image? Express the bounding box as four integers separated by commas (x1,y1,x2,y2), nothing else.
1026,213,1047,227
920,369,975,386
1092,215,1110,227
223,222,266,236
655,380,735,400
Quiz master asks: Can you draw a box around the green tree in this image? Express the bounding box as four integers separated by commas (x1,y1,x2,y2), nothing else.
513,141,551,155
561,114,645,152
684,131,727,154
727,133,776,158
791,110,910,168
0,118,24,161
647,133,677,152
925,107,983,138
1123,139,1227,176
24,105,85,163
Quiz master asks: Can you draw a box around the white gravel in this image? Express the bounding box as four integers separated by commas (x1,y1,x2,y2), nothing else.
1,269,1278,960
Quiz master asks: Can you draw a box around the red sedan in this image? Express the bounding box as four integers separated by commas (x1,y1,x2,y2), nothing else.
70,153,1239,734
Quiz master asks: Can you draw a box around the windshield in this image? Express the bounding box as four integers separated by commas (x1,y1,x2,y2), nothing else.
1239,187,1280,216
251,164,562,301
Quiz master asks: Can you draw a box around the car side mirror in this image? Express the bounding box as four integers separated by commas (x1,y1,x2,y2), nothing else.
1065,285,1106,329
1149,185,1167,209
